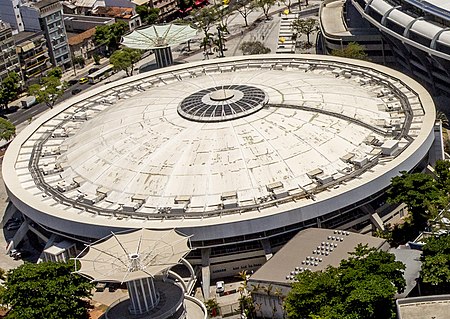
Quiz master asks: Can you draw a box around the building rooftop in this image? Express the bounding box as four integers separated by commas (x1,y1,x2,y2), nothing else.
250,228,387,285
397,295,450,319
74,0,97,8
33,0,60,9
68,28,95,46
13,31,44,44
0,20,11,31
405,0,450,17
2,55,436,235
93,6,134,19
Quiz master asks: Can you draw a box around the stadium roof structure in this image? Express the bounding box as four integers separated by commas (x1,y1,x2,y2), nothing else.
122,24,197,50
2,54,436,248
74,229,191,283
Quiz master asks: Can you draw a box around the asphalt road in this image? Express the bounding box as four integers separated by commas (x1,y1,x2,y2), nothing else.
4,60,112,126
6,81,92,126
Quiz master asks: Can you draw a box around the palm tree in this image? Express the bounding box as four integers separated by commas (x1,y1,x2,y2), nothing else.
436,110,449,127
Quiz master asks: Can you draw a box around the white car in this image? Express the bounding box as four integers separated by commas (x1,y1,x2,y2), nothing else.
216,281,225,293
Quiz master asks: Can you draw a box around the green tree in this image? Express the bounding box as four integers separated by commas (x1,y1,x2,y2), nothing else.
235,0,256,27
94,21,129,54
93,53,101,65
191,7,218,39
240,41,271,55
73,56,85,68
292,17,317,45
46,67,63,79
0,118,15,141
434,159,450,194
332,42,368,60
204,298,220,317
285,245,405,319
420,234,450,292
253,0,276,20
109,48,142,76
0,261,93,319
387,171,443,225
28,73,66,108
136,5,160,25
0,72,21,110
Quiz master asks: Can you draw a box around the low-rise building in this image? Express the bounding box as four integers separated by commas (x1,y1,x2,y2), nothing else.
68,28,104,61
92,6,142,30
0,20,21,81
396,295,450,319
63,14,114,33
248,228,388,319
14,31,52,82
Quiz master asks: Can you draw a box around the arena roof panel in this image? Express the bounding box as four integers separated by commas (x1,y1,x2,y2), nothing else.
2,55,436,240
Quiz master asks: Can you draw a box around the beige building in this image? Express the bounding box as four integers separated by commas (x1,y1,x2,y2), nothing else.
14,31,52,82
0,20,21,81
248,228,388,319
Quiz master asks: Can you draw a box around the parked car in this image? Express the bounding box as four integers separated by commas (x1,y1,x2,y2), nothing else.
71,88,82,95
79,77,88,84
67,79,78,86
216,281,225,293
108,283,120,292
95,282,107,292
21,96,37,109
88,67,99,74
5,217,21,226
9,249,21,260
6,223,21,231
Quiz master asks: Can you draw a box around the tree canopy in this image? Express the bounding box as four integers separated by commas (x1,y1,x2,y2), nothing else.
292,18,317,45
240,41,271,55
0,118,16,141
284,245,405,319
46,67,63,79
387,169,446,225
420,234,450,291
94,21,129,54
109,48,142,76
0,261,93,319
234,0,256,27
136,5,160,25
28,70,66,108
331,42,368,60
253,0,276,20
0,72,21,110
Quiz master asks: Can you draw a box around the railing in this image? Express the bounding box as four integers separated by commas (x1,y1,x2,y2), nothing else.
25,56,425,221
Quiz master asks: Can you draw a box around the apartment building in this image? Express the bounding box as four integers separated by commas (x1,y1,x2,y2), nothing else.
14,31,52,81
0,20,21,81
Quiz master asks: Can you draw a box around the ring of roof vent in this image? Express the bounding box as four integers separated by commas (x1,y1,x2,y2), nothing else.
178,84,268,122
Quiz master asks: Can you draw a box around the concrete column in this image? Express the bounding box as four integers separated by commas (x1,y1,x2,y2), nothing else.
154,46,173,68
260,238,273,260
201,248,211,300
127,277,159,315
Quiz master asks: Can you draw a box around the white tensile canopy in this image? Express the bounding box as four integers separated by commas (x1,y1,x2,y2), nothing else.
74,229,191,283
121,24,197,50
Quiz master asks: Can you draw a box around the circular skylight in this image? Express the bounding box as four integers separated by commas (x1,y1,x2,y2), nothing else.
178,85,268,122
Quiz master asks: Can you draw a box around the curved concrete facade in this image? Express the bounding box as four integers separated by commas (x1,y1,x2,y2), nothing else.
319,0,395,64
351,0,450,94
3,55,436,264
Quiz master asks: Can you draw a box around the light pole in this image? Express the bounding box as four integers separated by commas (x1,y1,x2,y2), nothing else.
217,26,224,58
